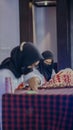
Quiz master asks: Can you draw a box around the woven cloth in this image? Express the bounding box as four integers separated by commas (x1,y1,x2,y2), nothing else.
2,90,73,130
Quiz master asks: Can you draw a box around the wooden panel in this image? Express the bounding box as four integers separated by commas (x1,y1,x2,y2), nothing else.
19,0,33,43
56,0,71,70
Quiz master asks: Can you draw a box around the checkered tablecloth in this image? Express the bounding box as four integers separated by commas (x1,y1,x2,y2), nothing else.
2,89,73,130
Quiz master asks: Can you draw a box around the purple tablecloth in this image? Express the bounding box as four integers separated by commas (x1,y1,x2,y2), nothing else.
2,88,73,130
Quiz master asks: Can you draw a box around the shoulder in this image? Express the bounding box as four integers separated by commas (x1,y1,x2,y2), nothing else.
0,69,15,78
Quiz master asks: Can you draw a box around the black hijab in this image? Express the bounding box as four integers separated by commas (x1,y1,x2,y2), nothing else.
19,42,43,74
0,42,43,77
20,42,43,67
0,46,22,78
38,50,54,81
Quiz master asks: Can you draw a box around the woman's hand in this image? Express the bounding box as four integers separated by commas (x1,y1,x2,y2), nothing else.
28,77,41,91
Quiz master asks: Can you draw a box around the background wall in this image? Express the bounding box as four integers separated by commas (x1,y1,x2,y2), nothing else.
57,0,71,70
0,0,71,70
0,0,20,63
33,6,57,62
70,0,73,69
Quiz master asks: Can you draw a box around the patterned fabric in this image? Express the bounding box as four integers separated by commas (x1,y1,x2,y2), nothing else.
2,90,73,130
46,68,73,88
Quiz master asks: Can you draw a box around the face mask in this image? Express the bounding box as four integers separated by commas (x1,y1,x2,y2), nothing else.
34,65,39,69
21,66,33,75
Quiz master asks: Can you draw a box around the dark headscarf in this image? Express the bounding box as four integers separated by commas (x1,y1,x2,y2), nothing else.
38,50,54,81
42,50,53,60
0,42,43,77
20,42,43,67
19,42,43,74
0,46,22,78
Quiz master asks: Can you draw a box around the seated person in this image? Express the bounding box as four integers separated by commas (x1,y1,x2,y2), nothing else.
0,42,45,129
0,42,45,92
38,50,56,81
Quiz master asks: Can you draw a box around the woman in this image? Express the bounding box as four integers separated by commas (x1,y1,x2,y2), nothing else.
0,42,45,129
38,50,56,81
0,42,45,91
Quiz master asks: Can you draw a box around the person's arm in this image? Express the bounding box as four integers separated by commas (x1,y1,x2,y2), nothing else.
24,71,43,90
28,77,41,91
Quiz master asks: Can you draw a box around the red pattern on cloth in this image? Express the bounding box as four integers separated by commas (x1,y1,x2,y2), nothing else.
45,68,73,88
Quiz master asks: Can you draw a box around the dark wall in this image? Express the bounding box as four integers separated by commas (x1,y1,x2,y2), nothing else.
57,0,71,70
70,0,73,68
